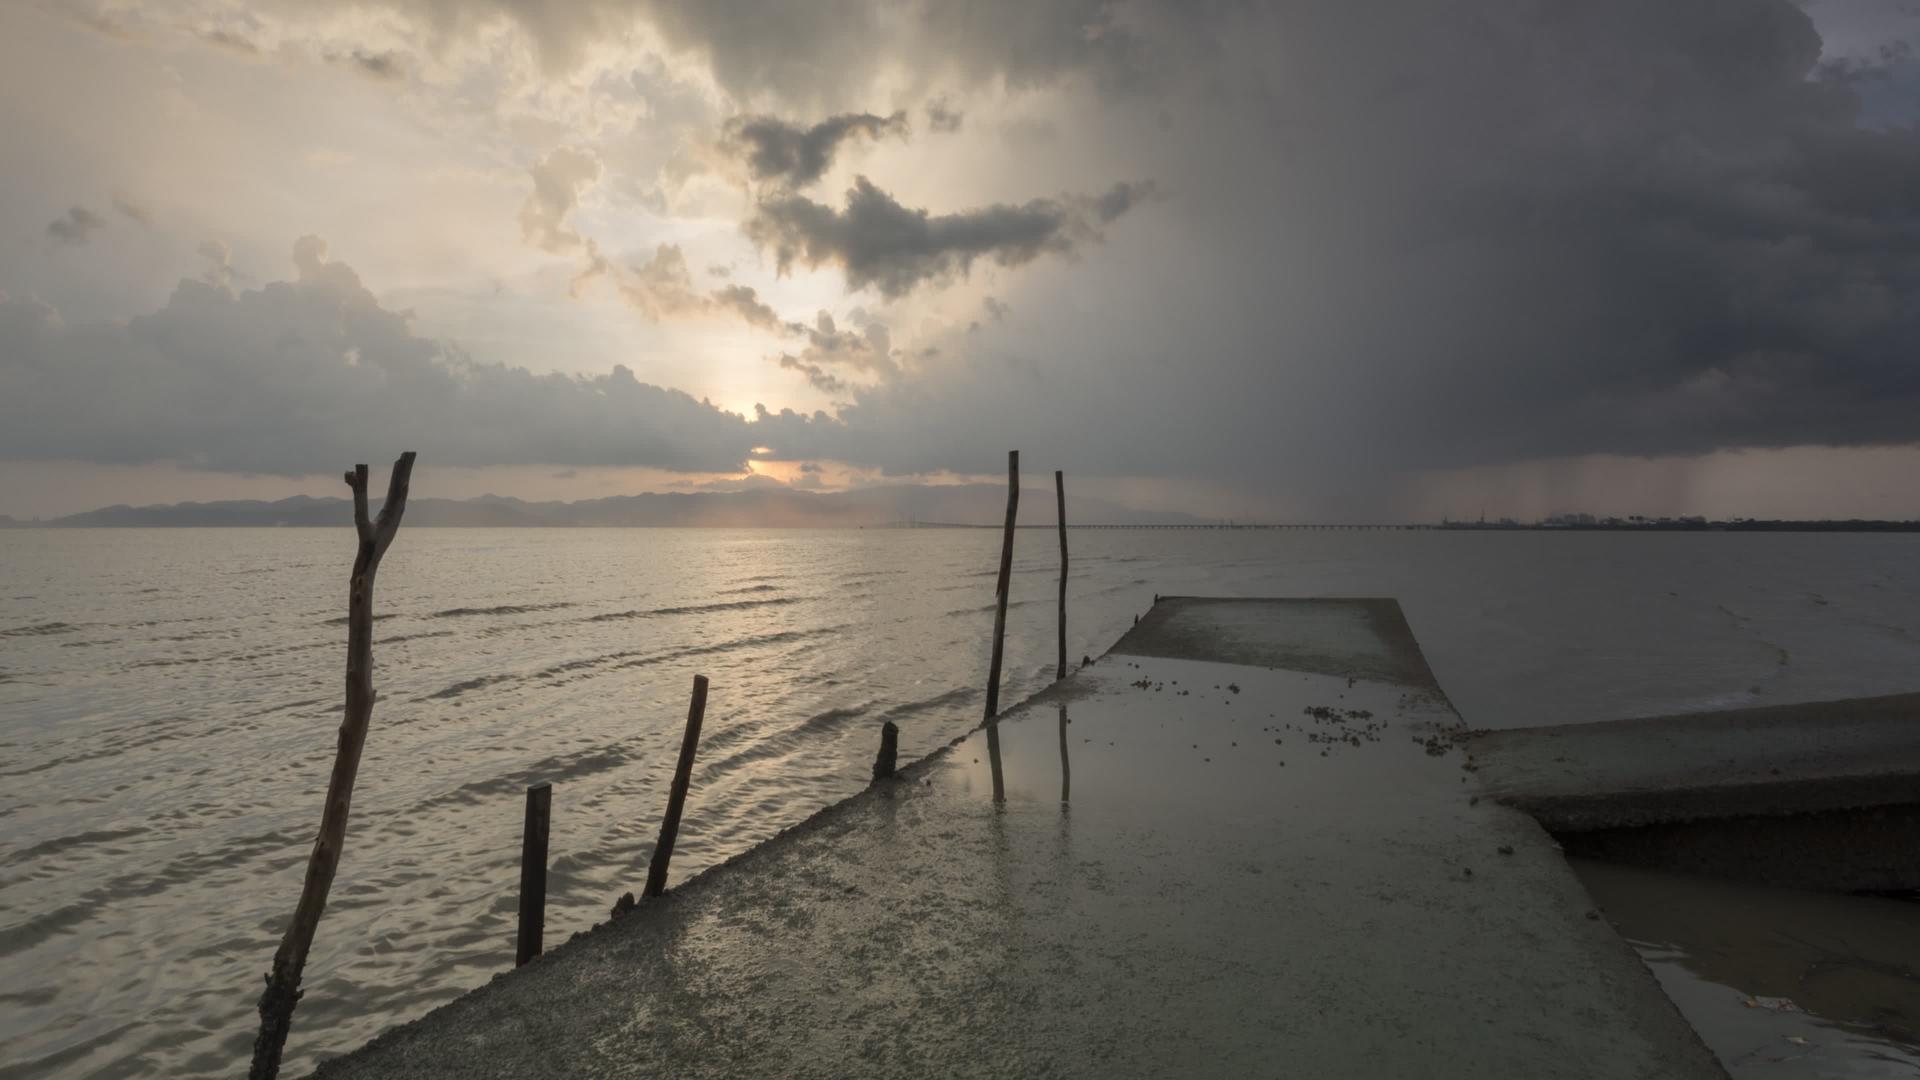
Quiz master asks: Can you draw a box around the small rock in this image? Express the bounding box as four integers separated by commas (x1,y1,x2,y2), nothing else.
1497,845,1514,856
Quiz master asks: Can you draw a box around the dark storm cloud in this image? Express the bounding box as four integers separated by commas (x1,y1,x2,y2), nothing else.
46,206,106,245
722,111,907,188
732,0,1920,499
744,177,1150,297
639,0,1143,101
0,238,837,474
243,0,1146,100
27,0,1920,511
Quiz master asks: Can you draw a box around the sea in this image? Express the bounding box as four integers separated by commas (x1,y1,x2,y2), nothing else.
3,527,1919,1078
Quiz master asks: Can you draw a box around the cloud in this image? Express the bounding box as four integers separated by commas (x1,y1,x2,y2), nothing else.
332,48,406,80
518,146,600,253
19,0,1920,519
776,355,844,393
579,243,801,332
111,195,153,227
925,97,963,133
745,176,1151,297
46,206,106,246
604,242,706,318
722,111,908,188
636,0,1145,102
712,283,792,331
771,312,912,394
196,239,235,287
0,238,837,474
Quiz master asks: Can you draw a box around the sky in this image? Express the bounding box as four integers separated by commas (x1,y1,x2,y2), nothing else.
2,0,1919,521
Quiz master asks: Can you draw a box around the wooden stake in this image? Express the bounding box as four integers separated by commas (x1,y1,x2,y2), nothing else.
251,451,415,1080
643,675,709,899
872,720,899,783
1055,469,1068,682
984,450,1019,721
516,783,552,967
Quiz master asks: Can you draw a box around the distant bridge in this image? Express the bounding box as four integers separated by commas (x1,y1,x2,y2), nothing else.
900,522,1438,530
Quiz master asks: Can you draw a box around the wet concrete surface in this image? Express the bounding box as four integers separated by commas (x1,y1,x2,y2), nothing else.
1112,596,1440,687
313,599,1725,1079
1572,858,1920,1078
1469,693,1920,834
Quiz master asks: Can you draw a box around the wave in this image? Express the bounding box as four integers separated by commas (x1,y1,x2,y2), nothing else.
585,596,798,622
427,602,577,619
404,745,641,815
421,673,517,701
0,826,305,960
1,827,148,867
321,613,401,626
2,621,79,638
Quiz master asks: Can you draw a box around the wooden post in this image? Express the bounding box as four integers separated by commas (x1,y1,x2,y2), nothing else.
984,450,1019,721
516,783,552,967
872,720,899,783
1055,470,1068,682
251,451,415,1080
643,674,709,899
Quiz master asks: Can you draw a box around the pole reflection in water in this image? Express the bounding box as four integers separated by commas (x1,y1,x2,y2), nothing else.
986,719,1006,804
1057,704,1070,806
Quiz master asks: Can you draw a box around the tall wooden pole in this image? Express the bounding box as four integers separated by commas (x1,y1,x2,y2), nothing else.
516,783,552,967
984,450,1019,721
644,674,709,899
251,451,415,1080
1055,470,1068,681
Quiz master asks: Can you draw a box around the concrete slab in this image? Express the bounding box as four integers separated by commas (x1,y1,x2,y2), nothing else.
1469,693,1920,832
312,599,1725,1080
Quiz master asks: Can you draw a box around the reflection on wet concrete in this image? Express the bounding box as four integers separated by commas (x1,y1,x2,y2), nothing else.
1572,858,1920,1078
1057,705,1069,805
985,720,1005,804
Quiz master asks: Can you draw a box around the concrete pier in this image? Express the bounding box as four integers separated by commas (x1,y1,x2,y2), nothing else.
313,597,1730,1079
1472,694,1920,893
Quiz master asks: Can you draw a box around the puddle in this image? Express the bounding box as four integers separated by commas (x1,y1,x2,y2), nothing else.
1571,857,1920,1078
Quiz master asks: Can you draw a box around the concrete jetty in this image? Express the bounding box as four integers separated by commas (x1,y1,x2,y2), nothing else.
1473,693,1920,893
313,597,1732,1079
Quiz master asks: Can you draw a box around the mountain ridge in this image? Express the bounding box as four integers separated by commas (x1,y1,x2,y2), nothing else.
16,485,1203,528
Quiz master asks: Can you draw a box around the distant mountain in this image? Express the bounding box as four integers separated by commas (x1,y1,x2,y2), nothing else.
34,486,1205,528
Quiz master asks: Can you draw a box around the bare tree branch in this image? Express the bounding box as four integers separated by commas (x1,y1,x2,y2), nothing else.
346,464,372,546
251,450,416,1080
